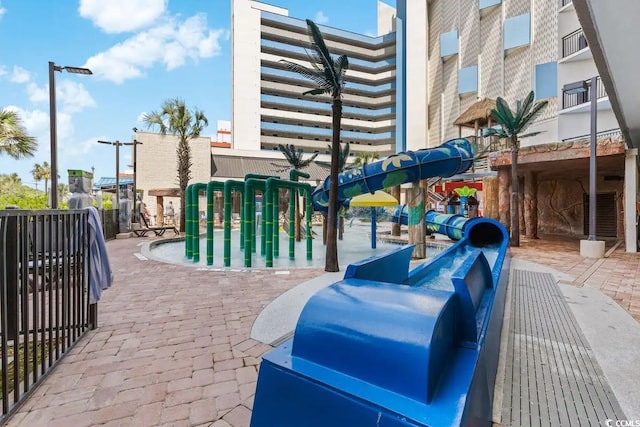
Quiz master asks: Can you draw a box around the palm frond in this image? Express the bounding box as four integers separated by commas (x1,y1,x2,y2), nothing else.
334,54,349,81
303,88,327,96
280,60,332,92
513,91,535,127
305,19,340,90
519,131,543,139
495,97,515,132
519,100,549,133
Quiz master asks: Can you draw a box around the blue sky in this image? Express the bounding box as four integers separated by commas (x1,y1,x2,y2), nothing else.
0,0,391,188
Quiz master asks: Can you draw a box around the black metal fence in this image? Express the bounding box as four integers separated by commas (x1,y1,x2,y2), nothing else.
0,209,95,421
562,78,607,109
562,28,588,57
99,209,117,241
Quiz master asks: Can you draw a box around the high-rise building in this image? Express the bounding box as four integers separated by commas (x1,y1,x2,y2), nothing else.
230,0,637,250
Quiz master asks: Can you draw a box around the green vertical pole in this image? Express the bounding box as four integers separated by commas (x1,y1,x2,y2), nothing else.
305,189,313,260
289,187,295,260
206,182,215,266
260,192,266,256
191,183,206,263
251,195,257,253
239,192,244,251
265,181,274,267
223,182,232,267
243,183,253,268
273,188,280,258
185,184,193,259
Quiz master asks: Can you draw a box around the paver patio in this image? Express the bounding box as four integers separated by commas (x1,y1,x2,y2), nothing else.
5,233,639,426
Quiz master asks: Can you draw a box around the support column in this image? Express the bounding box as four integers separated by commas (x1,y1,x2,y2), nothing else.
498,168,511,233
408,183,426,259
519,176,525,237
391,185,401,236
524,171,538,238
482,176,499,219
625,149,638,253
156,196,164,225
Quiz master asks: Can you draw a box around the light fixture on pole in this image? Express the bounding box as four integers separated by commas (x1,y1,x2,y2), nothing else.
563,76,604,257
49,62,92,208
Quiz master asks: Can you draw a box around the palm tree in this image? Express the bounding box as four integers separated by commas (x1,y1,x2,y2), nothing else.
273,143,319,241
353,152,379,167
40,161,51,201
0,108,37,159
31,163,42,192
281,19,349,272
143,98,208,233
484,91,548,246
317,143,350,240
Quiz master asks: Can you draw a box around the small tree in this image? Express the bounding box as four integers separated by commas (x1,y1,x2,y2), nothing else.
280,19,349,272
353,152,379,167
0,108,37,159
144,98,208,233
273,143,319,241
484,91,547,246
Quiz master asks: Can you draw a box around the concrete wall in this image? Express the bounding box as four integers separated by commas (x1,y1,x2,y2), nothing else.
404,0,429,150
135,131,212,219
378,1,397,36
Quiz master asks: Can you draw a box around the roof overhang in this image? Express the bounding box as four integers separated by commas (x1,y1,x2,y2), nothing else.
573,0,640,150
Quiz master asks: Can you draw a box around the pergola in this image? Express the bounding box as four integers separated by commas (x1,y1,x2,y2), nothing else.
148,188,180,225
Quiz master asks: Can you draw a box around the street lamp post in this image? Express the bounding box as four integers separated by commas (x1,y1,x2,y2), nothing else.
563,76,604,257
49,62,92,208
98,139,143,230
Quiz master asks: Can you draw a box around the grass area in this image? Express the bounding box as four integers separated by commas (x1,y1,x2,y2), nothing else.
0,339,57,394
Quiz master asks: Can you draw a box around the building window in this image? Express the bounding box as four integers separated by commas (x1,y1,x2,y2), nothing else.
479,0,501,9
535,62,558,99
458,66,479,94
440,30,459,58
504,14,531,50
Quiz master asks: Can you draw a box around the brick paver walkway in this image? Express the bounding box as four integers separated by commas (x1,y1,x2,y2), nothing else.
7,237,323,427
6,233,639,426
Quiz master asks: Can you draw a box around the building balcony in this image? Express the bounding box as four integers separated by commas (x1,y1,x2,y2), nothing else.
562,28,589,59
561,77,611,113
559,0,574,13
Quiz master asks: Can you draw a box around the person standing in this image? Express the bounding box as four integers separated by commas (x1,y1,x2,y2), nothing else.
166,201,175,225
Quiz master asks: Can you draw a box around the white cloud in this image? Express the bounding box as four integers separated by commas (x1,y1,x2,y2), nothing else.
0,65,7,76
57,80,96,113
10,65,30,83
0,5,5,20
314,11,329,25
4,106,74,155
136,112,147,122
78,0,166,33
84,13,227,84
25,79,95,114
27,82,48,103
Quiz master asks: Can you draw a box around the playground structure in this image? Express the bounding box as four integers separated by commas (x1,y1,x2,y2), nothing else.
251,213,510,426
184,138,474,268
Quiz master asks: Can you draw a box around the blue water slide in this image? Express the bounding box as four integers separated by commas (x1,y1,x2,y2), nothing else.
311,138,474,212
392,208,471,240
251,215,510,426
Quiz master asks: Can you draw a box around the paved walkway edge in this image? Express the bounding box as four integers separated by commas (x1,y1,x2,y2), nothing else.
561,284,640,420
250,271,343,345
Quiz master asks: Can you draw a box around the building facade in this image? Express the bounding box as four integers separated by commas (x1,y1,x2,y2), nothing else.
232,0,397,157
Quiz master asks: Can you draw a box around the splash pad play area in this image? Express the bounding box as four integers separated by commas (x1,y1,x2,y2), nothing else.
178,138,476,269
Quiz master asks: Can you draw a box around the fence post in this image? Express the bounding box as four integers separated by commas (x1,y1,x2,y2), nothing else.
3,212,19,340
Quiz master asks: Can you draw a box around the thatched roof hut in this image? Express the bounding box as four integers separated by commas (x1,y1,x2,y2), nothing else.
454,98,497,130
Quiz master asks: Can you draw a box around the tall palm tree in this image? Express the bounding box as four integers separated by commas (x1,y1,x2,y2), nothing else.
273,143,319,241
484,91,548,246
281,19,349,272
40,161,51,201
143,98,208,233
0,108,37,159
317,143,350,240
31,163,42,192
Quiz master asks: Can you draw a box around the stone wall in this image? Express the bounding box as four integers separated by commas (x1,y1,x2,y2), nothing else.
537,176,623,238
